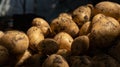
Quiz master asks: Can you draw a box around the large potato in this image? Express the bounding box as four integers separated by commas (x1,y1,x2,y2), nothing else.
0,45,9,65
42,54,69,67
32,18,52,37
94,1,120,19
71,35,89,55
54,32,73,51
72,4,93,28
27,26,44,52
0,30,29,54
89,14,120,48
50,13,79,37
37,38,59,55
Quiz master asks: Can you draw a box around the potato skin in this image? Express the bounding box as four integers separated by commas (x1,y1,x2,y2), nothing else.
37,38,59,55
0,30,29,54
50,14,79,37
32,18,52,37
71,35,89,55
54,32,73,51
72,4,92,28
94,1,120,19
0,31,4,39
89,14,120,48
42,54,69,67
27,26,44,52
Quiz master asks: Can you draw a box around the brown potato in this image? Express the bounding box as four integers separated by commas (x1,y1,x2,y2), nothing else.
37,38,59,55
79,21,91,36
94,1,120,19
50,14,79,37
72,4,93,28
59,13,72,20
27,26,44,52
89,14,120,48
71,35,89,55
0,45,9,65
54,32,73,51
42,54,69,67
32,18,52,37
0,30,29,54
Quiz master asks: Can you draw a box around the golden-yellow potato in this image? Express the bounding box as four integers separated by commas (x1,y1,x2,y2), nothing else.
0,30,29,54
32,18,52,37
89,14,120,48
50,14,79,37
0,45,9,65
42,54,69,67
94,1,120,19
71,35,89,55
54,32,73,51
79,21,91,36
72,4,93,28
27,26,44,52
37,38,59,55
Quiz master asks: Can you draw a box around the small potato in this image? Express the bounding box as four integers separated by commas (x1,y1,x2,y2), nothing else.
54,32,73,51
37,38,59,55
32,18,52,37
0,30,29,54
72,4,93,28
0,45,9,65
71,35,89,55
89,14,120,48
27,26,44,52
50,14,79,37
79,21,91,36
42,54,69,67
94,1,120,19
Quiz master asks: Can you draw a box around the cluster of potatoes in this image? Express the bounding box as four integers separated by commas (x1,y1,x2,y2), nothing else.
0,1,120,67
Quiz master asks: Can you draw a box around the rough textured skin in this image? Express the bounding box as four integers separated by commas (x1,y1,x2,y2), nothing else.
27,26,44,52
54,32,73,51
42,54,69,67
0,30,29,54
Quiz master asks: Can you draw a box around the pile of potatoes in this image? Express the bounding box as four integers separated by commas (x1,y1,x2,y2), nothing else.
0,1,120,67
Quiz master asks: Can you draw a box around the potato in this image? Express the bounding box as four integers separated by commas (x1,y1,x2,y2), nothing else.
15,50,32,66
0,45,9,65
0,30,29,54
50,14,79,37
94,1,120,19
71,35,89,55
89,14,120,48
72,4,93,28
27,26,44,52
32,18,52,37
108,40,120,62
79,21,91,36
54,32,73,51
69,56,91,67
91,54,119,67
37,38,59,55
42,54,69,67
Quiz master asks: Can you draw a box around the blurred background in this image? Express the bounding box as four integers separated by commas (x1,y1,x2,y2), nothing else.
0,0,119,32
